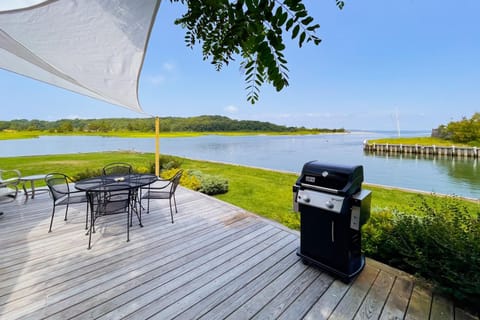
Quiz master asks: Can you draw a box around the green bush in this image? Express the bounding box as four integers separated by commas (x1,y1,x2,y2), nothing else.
149,155,183,173
160,168,202,191
363,195,480,306
188,170,229,195
72,168,103,181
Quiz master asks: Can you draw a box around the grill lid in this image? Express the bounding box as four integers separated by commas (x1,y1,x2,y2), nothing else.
296,161,364,196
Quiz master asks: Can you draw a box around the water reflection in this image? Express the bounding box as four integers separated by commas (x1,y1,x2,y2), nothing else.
363,151,479,198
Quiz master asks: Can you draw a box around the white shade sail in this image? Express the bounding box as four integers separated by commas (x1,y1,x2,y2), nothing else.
0,0,161,112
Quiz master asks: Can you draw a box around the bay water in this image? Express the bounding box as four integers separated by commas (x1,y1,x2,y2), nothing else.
1,131,478,199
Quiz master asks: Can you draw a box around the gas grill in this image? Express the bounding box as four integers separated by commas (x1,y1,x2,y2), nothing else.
293,161,371,282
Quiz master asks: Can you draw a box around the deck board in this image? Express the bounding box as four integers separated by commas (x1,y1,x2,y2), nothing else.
0,187,477,320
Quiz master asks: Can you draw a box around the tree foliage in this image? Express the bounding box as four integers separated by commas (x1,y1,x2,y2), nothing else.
170,0,344,103
0,115,345,133
434,113,480,145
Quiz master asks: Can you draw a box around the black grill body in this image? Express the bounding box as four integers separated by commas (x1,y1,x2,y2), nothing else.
293,161,371,282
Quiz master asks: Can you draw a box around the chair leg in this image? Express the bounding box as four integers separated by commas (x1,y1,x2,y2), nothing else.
173,194,178,213
64,203,69,221
169,198,174,224
85,203,89,230
48,206,56,232
127,206,130,242
88,202,95,249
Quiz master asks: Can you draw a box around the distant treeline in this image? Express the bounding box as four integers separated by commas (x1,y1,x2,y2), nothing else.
0,115,345,133
432,113,480,145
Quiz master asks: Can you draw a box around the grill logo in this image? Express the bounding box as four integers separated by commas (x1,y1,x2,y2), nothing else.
305,176,315,183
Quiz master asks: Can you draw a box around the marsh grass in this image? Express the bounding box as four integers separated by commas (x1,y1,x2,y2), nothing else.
367,136,473,147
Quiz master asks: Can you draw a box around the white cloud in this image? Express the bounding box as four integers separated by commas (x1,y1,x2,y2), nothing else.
65,114,83,119
224,105,239,113
163,62,175,71
146,74,166,85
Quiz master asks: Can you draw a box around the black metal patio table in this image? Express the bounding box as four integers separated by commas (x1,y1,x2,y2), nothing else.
75,173,157,249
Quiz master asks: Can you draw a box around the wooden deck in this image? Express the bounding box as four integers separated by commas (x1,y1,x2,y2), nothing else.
0,187,478,320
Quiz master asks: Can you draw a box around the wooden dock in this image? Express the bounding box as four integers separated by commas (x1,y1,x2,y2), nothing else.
0,187,478,319
364,142,479,158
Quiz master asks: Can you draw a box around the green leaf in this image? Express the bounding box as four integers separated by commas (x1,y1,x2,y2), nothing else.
286,18,294,31
295,11,307,18
301,16,313,25
299,32,306,47
278,12,288,26
291,25,300,39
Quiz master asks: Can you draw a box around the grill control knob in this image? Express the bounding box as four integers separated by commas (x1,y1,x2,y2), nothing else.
325,201,334,209
303,196,310,203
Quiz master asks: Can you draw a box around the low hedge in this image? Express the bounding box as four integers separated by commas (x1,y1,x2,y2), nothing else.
160,168,228,196
363,194,480,307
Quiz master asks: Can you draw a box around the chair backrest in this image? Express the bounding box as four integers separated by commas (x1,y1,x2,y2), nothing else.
170,170,183,195
102,162,133,176
45,173,71,201
0,169,21,187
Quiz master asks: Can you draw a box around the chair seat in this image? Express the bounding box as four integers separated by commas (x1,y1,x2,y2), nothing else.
98,191,131,215
142,190,170,199
140,170,183,224
0,187,15,197
46,172,90,233
55,192,88,206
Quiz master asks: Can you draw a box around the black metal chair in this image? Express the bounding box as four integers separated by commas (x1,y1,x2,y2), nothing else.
45,173,89,233
102,162,133,176
142,170,183,223
101,162,136,228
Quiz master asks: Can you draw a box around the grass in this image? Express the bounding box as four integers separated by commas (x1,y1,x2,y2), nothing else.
1,151,478,230
366,136,473,147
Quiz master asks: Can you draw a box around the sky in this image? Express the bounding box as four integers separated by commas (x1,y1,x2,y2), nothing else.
0,0,479,131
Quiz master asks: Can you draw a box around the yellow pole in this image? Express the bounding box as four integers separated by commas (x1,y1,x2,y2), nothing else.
155,116,160,177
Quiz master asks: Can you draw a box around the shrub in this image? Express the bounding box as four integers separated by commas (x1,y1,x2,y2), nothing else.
72,168,103,181
185,169,229,195
160,168,202,191
363,195,480,307
148,156,183,173
134,166,150,174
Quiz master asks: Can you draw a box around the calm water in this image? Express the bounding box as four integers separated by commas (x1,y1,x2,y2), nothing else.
1,132,478,199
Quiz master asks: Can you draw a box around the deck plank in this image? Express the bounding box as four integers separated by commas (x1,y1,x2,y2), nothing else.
198,247,302,320
277,272,334,320
176,239,299,320
405,284,433,320
328,264,380,320
250,267,321,320
0,187,477,320
108,227,284,319
379,276,414,320
354,270,395,320
224,260,310,319
303,278,351,320
430,295,455,320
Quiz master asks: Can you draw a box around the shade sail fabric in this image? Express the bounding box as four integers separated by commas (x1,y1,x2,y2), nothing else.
0,0,161,112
